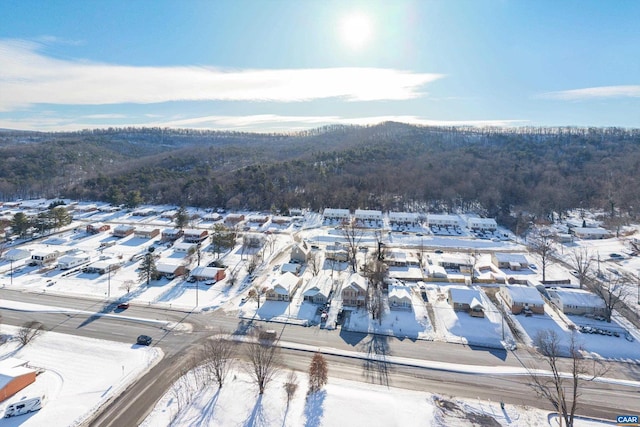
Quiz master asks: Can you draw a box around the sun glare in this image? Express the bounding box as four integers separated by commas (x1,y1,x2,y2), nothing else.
339,12,373,50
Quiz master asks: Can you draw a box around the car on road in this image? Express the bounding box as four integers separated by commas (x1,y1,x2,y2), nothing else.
136,335,152,346
434,250,443,254
117,302,130,309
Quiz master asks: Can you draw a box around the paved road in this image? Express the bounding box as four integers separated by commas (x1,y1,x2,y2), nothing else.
1,288,639,425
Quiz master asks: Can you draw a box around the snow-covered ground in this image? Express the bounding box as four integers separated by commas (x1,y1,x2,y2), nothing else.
141,363,610,427
0,325,161,426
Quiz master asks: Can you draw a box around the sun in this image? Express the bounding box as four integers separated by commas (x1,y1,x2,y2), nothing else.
339,12,373,50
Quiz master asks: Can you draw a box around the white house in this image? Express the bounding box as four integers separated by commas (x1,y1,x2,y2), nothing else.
290,242,311,263
57,253,91,270
388,285,412,310
173,242,197,254
265,272,302,301
467,217,498,232
426,214,461,228
572,227,610,240
30,250,60,266
302,276,333,305
354,209,383,226
492,253,529,270
388,212,420,227
325,244,348,262
322,208,351,222
547,288,606,316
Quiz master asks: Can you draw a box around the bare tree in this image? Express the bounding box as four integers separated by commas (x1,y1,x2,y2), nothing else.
528,329,605,427
120,279,135,294
569,248,594,289
528,228,555,283
203,333,236,388
245,336,281,394
342,222,363,273
308,353,328,394
590,274,630,322
308,252,321,276
361,258,388,324
17,321,45,346
246,253,259,275
284,370,299,406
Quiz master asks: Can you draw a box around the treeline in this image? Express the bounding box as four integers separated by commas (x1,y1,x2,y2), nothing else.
1,123,639,226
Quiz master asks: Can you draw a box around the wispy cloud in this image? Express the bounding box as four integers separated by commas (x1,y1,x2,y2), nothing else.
540,85,640,101
0,113,526,133
0,39,443,112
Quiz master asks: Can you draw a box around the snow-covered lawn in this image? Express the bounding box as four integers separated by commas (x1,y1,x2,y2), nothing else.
142,363,606,427
0,326,161,426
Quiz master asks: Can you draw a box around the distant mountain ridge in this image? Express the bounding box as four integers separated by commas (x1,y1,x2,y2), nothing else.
1,122,639,230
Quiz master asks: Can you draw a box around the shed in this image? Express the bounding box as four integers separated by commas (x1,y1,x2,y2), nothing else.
0,359,37,403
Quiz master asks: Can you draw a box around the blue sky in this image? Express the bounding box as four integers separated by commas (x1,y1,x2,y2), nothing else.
1,0,639,132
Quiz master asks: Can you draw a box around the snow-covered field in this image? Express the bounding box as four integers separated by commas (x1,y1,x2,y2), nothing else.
0,325,161,426
141,363,608,427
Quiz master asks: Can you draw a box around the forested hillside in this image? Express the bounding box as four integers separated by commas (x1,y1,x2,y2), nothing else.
1,123,639,227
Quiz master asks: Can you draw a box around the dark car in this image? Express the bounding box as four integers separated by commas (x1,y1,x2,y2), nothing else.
117,302,130,309
136,335,152,346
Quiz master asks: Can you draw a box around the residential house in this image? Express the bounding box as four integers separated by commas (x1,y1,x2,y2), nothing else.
190,266,226,282
341,273,368,308
84,259,121,275
388,212,420,227
30,250,60,266
161,228,184,242
183,229,209,243
134,227,160,239
57,253,91,270
281,263,301,275
173,242,197,254
325,244,348,262
438,254,474,273
155,263,186,280
467,217,498,232
291,242,311,263
247,214,269,225
224,213,245,226
547,288,606,316
501,285,545,315
571,227,610,240
354,209,383,227
86,223,110,234
322,208,351,223
384,251,408,267
448,287,485,317
492,253,529,271
112,225,135,238
426,214,460,228
271,216,290,225
302,276,333,305
265,272,302,301
388,285,412,310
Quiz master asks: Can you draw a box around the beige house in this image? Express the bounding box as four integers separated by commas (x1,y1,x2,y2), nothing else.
265,272,302,301
290,242,311,263
388,285,412,311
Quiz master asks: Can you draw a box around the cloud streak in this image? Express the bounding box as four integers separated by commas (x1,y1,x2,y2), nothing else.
540,85,640,101
0,113,527,133
0,39,443,111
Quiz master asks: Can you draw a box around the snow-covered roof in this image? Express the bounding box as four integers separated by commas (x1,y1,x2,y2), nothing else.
504,285,544,304
344,273,367,292
303,276,332,297
323,208,351,217
388,285,411,301
281,263,300,274
449,287,483,306
156,263,182,273
547,289,605,308
573,227,609,236
493,253,529,265
191,266,224,279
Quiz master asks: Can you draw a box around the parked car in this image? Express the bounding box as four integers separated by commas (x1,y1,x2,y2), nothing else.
117,302,130,310
136,335,152,346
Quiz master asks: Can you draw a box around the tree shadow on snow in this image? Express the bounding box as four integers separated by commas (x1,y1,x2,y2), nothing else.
192,388,221,426
304,390,326,427
243,394,267,427
359,334,392,386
